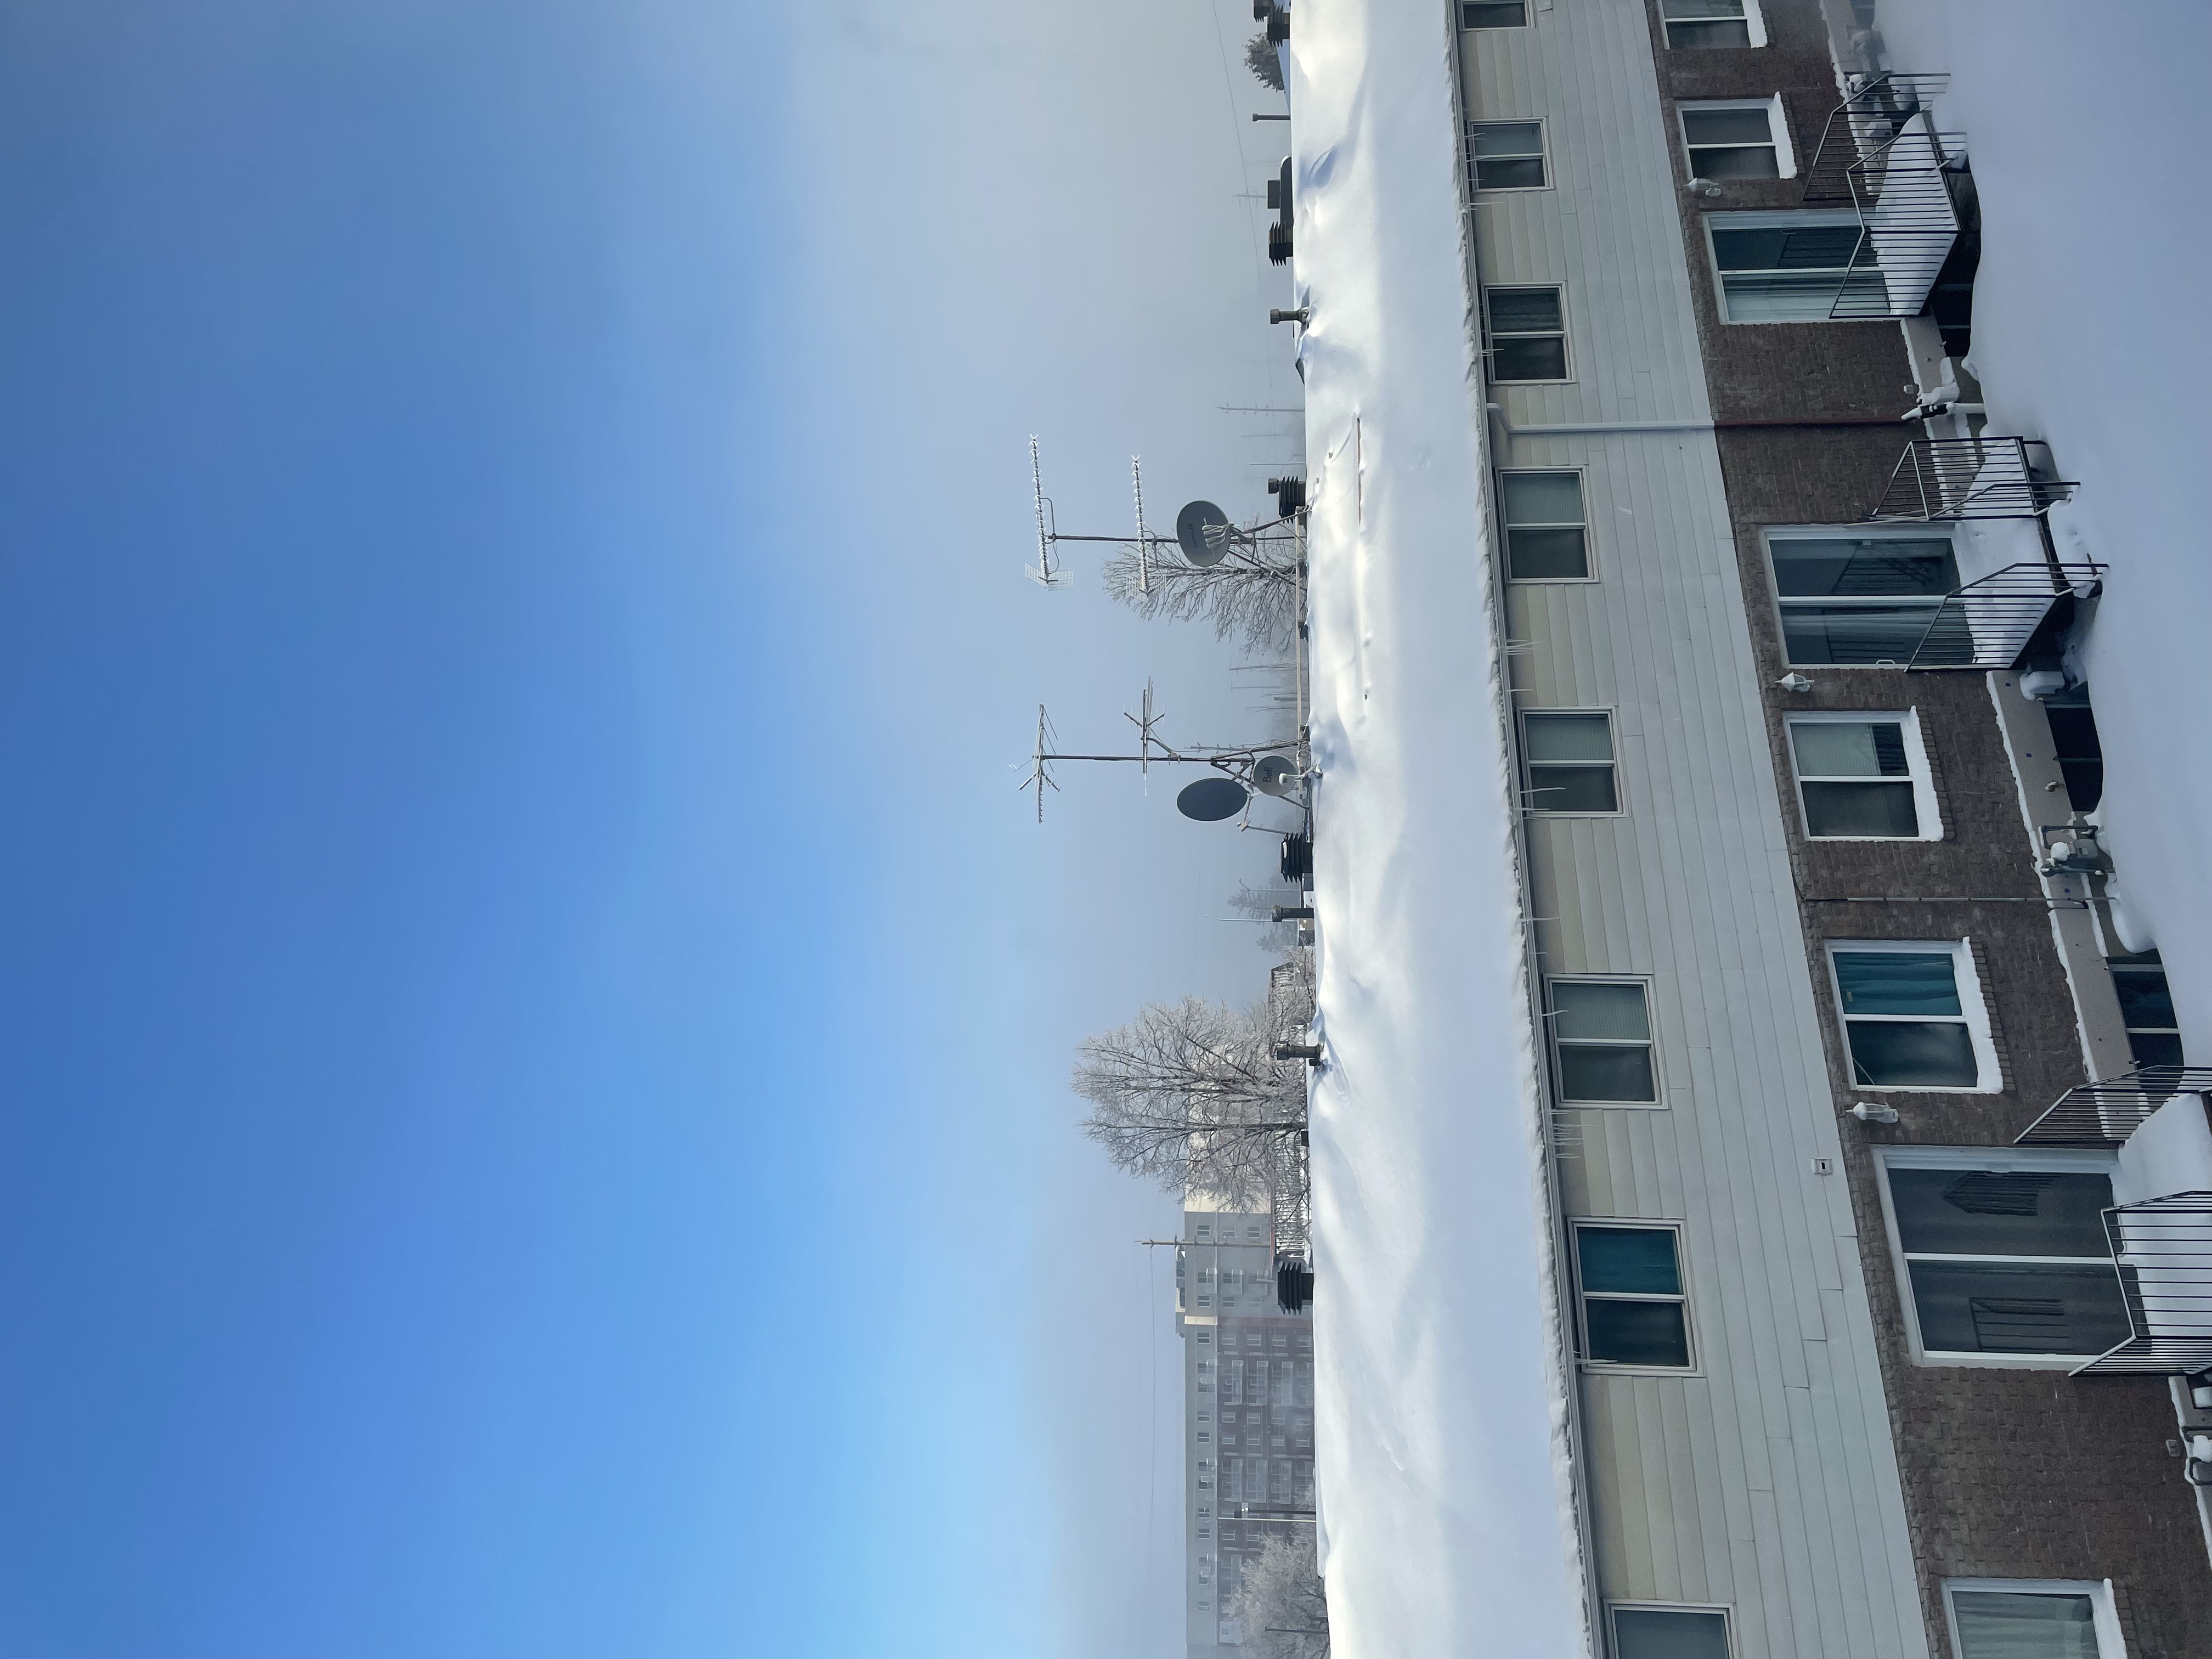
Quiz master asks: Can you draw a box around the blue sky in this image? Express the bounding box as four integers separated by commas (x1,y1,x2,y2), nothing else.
0,2,1297,1655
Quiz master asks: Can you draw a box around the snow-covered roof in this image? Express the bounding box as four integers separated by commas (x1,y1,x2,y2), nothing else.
1289,3,1593,1655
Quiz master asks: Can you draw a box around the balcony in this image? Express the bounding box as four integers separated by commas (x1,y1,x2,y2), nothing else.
1869,437,2075,523
1901,561,2105,671
2074,1196,2212,1376
2019,1084,2212,1375
1803,73,1967,321
2016,1066,2212,1146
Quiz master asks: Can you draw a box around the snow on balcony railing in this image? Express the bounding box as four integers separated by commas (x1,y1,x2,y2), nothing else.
2073,1195,2212,1376
1903,561,2105,671
2016,1067,2212,1146
1803,73,1966,320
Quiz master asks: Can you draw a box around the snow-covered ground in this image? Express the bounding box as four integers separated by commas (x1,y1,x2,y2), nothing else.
1288,3,1591,1656
1871,1,2212,1045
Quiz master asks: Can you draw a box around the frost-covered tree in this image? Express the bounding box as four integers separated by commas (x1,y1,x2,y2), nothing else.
1245,33,1286,92
1073,989,1311,1209
1100,539,1300,655
1227,1534,1330,1658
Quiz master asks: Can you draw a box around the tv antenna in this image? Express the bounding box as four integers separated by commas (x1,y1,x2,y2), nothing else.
1021,680,1307,825
1025,439,1300,590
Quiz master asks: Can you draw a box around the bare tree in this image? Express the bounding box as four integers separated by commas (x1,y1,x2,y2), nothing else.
1100,541,1300,655
1230,881,1307,953
1245,32,1286,92
1227,1533,1330,1658
1073,990,1310,1208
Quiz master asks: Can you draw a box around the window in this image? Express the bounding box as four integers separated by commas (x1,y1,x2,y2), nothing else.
1486,287,1569,382
1466,121,1547,191
1522,710,1618,812
1710,212,1884,321
1460,0,1526,24
1943,1579,2121,1657
1574,1224,1691,1369
1680,100,1790,179
2112,954,2183,1068
1828,941,1995,1090
1765,529,1961,666
2042,686,2104,812
1661,0,1761,48
1880,1149,2131,1363
1612,1606,1733,1658
1499,470,1588,580
1549,979,1657,1104
1787,713,1938,839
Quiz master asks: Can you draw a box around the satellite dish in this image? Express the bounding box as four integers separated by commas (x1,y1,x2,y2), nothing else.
1175,500,1234,568
1177,777,1249,822
1252,754,1301,798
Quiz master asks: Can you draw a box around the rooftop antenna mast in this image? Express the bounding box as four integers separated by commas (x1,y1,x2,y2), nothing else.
1025,438,1192,588
1028,437,1069,589
1020,681,1306,824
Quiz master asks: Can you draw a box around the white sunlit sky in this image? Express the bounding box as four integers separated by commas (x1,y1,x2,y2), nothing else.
0,3,1300,1656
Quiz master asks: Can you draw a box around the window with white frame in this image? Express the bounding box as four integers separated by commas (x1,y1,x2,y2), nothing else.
1486,286,1570,382
1709,211,1885,321
1680,99,1792,180
1500,470,1588,580
1787,712,1939,839
1465,121,1547,190
1549,979,1657,1103
1880,1149,2131,1364
1522,710,1617,812
1460,0,1526,24
1827,940,1995,1090
1943,1580,2123,1657
1765,528,1961,665
1612,1606,1733,1659
1574,1223,1691,1368
1661,0,1763,49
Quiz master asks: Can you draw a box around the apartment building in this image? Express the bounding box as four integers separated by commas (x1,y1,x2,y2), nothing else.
1428,0,2211,1654
1175,1201,1314,1658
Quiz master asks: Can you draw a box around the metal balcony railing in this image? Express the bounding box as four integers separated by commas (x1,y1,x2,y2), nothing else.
1870,437,2076,522
2073,1194,2212,1376
2016,1068,2212,1147
1803,74,1967,320
1903,561,2105,671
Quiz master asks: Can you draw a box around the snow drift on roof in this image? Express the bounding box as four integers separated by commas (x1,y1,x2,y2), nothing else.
1289,2,1592,1655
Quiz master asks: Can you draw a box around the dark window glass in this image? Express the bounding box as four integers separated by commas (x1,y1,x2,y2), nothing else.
1844,1020,1976,1087
1578,1228,1681,1295
2130,1031,2186,1068
1493,337,1567,380
1905,1261,2131,1356
2043,699,2104,812
1889,1169,2115,1257
1770,538,1958,597
1950,1592,2100,1659
1803,782,1919,837
1835,951,1960,1015
1559,1044,1657,1101
1487,286,1562,332
1584,1299,1690,1367
1712,224,1869,272
1614,1607,1733,1659
2113,969,2177,1030
1460,1,1527,25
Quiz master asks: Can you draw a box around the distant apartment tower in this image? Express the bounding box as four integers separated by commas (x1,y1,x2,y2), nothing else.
1177,1198,1313,1658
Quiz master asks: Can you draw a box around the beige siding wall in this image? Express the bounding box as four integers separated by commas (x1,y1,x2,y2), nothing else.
1458,8,1927,1657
